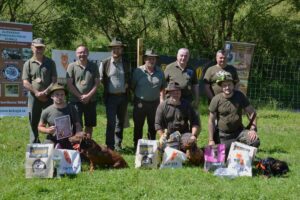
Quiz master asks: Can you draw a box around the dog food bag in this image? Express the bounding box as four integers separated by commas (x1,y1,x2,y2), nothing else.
53,149,81,175
204,144,226,172
135,139,160,169
25,144,54,178
227,149,252,176
160,146,187,169
227,142,257,162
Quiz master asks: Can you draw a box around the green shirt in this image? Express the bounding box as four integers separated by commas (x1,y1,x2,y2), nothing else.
132,65,166,101
209,91,250,134
204,64,239,96
22,56,57,92
164,61,198,99
66,60,100,102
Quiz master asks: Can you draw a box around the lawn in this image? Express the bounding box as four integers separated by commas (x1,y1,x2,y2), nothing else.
0,105,299,200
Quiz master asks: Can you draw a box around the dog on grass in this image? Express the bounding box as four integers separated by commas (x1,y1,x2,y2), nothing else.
69,133,128,171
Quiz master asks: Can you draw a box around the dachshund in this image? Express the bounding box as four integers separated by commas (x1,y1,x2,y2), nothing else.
180,133,204,166
69,133,128,171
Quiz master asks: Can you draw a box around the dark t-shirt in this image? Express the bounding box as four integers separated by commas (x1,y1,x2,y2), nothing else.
155,99,200,136
40,104,80,149
209,91,250,134
204,64,239,96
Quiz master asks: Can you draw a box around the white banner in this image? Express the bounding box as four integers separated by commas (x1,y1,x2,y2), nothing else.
52,49,110,78
0,29,32,43
0,106,27,117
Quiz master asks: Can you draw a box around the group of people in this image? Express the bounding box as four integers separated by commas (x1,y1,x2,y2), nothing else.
22,37,260,157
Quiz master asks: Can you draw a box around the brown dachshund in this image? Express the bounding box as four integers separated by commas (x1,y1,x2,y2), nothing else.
69,133,128,171
180,133,204,166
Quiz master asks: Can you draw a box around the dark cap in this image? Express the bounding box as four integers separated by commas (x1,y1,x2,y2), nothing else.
108,38,126,47
49,83,67,95
144,49,159,57
166,81,181,92
32,38,46,47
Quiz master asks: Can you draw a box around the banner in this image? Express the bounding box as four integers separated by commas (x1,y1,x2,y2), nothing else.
52,49,110,83
0,21,32,117
225,41,255,95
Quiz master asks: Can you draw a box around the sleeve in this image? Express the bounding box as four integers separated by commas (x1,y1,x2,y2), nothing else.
164,66,170,82
191,68,198,85
208,95,218,113
155,102,166,131
203,67,211,83
22,60,30,80
161,71,167,89
50,59,57,77
66,63,73,79
131,68,138,90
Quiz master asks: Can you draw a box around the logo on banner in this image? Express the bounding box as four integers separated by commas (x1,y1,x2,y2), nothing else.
2,64,21,81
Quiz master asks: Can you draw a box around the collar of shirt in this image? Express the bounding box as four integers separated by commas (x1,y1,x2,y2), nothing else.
141,64,157,74
111,57,123,65
30,56,44,65
76,60,88,69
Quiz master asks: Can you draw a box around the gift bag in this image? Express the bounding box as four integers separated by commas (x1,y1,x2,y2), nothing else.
25,144,54,178
160,146,187,169
135,139,160,169
227,149,252,176
53,149,81,175
204,144,225,172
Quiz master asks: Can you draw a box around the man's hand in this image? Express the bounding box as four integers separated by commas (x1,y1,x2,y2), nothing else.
248,130,258,142
190,135,197,143
80,94,91,104
47,126,56,134
208,140,215,146
35,91,48,102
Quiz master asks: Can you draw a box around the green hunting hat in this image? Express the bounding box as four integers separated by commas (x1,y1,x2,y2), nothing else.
108,38,126,47
49,83,67,95
216,71,233,86
166,81,181,92
144,49,159,57
32,38,46,47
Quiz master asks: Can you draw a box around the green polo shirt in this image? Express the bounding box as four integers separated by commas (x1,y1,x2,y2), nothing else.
66,60,100,102
164,61,198,98
22,56,57,92
132,65,166,101
204,64,239,96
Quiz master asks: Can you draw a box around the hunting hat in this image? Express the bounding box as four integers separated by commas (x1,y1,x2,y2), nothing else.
216,71,233,86
166,81,181,92
32,38,46,47
49,83,67,95
144,49,159,57
108,38,126,47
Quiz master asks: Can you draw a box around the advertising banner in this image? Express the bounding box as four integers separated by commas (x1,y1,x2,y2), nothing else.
0,21,32,117
225,41,255,95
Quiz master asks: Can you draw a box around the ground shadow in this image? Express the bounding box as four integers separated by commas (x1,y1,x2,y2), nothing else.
258,147,288,154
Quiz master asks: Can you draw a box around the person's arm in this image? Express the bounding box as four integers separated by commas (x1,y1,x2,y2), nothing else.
160,89,165,103
192,84,200,109
208,112,216,145
38,121,56,135
244,105,258,142
204,82,214,101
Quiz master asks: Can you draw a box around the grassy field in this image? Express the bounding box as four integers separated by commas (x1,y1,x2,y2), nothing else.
0,105,299,200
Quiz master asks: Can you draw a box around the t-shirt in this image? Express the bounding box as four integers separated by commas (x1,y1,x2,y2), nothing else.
164,61,198,100
209,91,250,134
40,104,80,149
155,99,200,136
204,64,239,96
132,65,166,101
66,60,100,102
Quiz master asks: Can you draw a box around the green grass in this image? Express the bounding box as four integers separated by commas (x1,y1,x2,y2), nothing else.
1,105,300,199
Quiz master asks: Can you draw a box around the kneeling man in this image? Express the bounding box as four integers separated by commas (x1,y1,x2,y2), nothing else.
208,72,260,155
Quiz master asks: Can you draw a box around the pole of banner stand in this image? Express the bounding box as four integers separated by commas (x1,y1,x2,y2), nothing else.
137,38,143,66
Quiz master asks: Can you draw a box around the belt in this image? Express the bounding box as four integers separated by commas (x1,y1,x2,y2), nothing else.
108,92,126,96
135,97,159,103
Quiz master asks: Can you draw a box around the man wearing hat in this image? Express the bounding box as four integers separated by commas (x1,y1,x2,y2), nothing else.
66,45,100,139
204,49,239,101
131,49,166,149
164,48,199,109
22,38,57,143
208,71,260,156
38,83,82,149
99,38,131,151
155,81,200,147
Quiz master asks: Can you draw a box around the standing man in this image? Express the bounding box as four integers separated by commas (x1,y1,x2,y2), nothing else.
66,45,100,139
204,49,239,101
38,83,82,149
99,38,131,151
132,49,166,149
22,38,57,143
164,48,199,109
208,72,260,156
